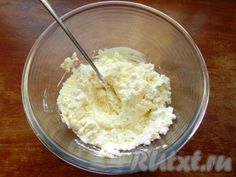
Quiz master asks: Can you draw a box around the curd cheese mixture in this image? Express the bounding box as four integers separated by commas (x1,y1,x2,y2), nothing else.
57,47,176,157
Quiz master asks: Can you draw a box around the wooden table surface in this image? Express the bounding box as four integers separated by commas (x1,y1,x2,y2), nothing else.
0,0,235,176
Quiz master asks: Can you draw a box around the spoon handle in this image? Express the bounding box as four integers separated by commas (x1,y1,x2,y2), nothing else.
39,0,104,82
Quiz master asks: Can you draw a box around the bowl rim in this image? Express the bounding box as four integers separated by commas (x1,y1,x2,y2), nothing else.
21,1,209,174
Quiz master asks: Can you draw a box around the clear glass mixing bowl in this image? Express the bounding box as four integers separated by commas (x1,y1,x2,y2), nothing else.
22,1,209,174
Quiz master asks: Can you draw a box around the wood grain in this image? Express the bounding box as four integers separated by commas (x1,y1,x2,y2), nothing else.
0,0,235,176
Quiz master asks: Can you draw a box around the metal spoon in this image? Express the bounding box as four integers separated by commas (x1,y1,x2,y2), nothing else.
39,0,105,83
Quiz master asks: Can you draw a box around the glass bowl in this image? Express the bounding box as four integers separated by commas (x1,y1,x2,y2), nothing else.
22,1,209,174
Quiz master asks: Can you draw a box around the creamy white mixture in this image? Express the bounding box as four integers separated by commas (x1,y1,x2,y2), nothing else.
57,47,176,157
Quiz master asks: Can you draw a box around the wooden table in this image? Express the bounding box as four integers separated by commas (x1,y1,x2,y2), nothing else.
0,0,235,176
